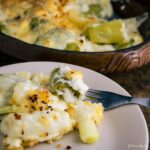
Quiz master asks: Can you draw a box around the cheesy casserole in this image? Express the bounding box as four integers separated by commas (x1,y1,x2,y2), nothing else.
0,66,104,150
0,0,143,51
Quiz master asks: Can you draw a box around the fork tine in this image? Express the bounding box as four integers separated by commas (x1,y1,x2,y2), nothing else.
88,89,128,97
86,91,101,99
86,89,103,99
88,89,122,99
88,89,102,94
85,96,101,103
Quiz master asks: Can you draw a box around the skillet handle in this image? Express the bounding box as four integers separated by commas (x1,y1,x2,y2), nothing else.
105,42,150,73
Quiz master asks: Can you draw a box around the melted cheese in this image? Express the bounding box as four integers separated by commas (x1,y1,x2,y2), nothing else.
50,67,89,102
0,75,26,107
0,0,117,52
0,0,143,51
12,81,39,105
0,69,104,150
1,110,73,149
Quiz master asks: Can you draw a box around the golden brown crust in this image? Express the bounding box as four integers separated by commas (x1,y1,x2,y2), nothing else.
3,145,24,150
3,139,38,150
22,140,39,147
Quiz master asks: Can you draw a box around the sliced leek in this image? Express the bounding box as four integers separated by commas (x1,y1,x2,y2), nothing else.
85,4,102,18
87,20,129,45
0,105,23,115
65,43,80,51
78,117,99,144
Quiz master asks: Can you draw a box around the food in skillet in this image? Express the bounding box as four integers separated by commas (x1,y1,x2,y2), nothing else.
0,67,104,150
0,0,143,52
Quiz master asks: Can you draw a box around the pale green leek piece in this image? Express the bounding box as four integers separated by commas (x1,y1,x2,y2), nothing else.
0,105,23,115
87,19,129,45
78,117,99,144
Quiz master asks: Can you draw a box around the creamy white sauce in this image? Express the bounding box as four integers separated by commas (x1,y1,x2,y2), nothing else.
68,79,88,95
63,3,79,12
4,138,21,149
51,67,89,102
0,75,26,107
121,21,130,42
63,88,78,103
31,72,49,85
12,80,39,105
37,29,76,50
14,71,31,80
75,101,95,119
77,0,101,12
1,110,73,148
0,69,104,149
51,95,67,110
78,36,115,52
69,101,103,123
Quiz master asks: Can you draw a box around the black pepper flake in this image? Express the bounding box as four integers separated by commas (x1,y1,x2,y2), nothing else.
64,109,67,112
45,132,49,136
54,15,58,18
39,106,43,111
73,126,77,130
31,106,36,110
33,94,38,98
14,114,22,120
4,135,8,138
41,101,47,104
80,39,84,43
28,94,38,103
66,145,72,149
48,106,53,111
43,14,46,17
62,25,66,29
22,130,24,135
46,111,49,114
14,15,21,20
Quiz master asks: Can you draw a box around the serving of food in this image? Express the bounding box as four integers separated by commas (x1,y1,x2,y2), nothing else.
0,66,104,150
0,62,148,150
0,0,144,52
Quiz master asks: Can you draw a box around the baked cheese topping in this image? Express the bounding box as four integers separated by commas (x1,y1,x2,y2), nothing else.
0,66,104,150
0,0,143,52
50,66,89,102
1,110,73,149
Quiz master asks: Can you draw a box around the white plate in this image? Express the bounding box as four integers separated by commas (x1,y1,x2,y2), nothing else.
0,62,149,150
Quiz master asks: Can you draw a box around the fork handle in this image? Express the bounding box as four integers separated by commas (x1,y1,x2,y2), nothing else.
130,97,150,108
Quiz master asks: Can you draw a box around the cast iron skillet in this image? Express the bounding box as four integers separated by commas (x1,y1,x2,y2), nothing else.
0,0,150,73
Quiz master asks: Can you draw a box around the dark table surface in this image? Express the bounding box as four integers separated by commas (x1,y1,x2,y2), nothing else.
0,51,149,148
